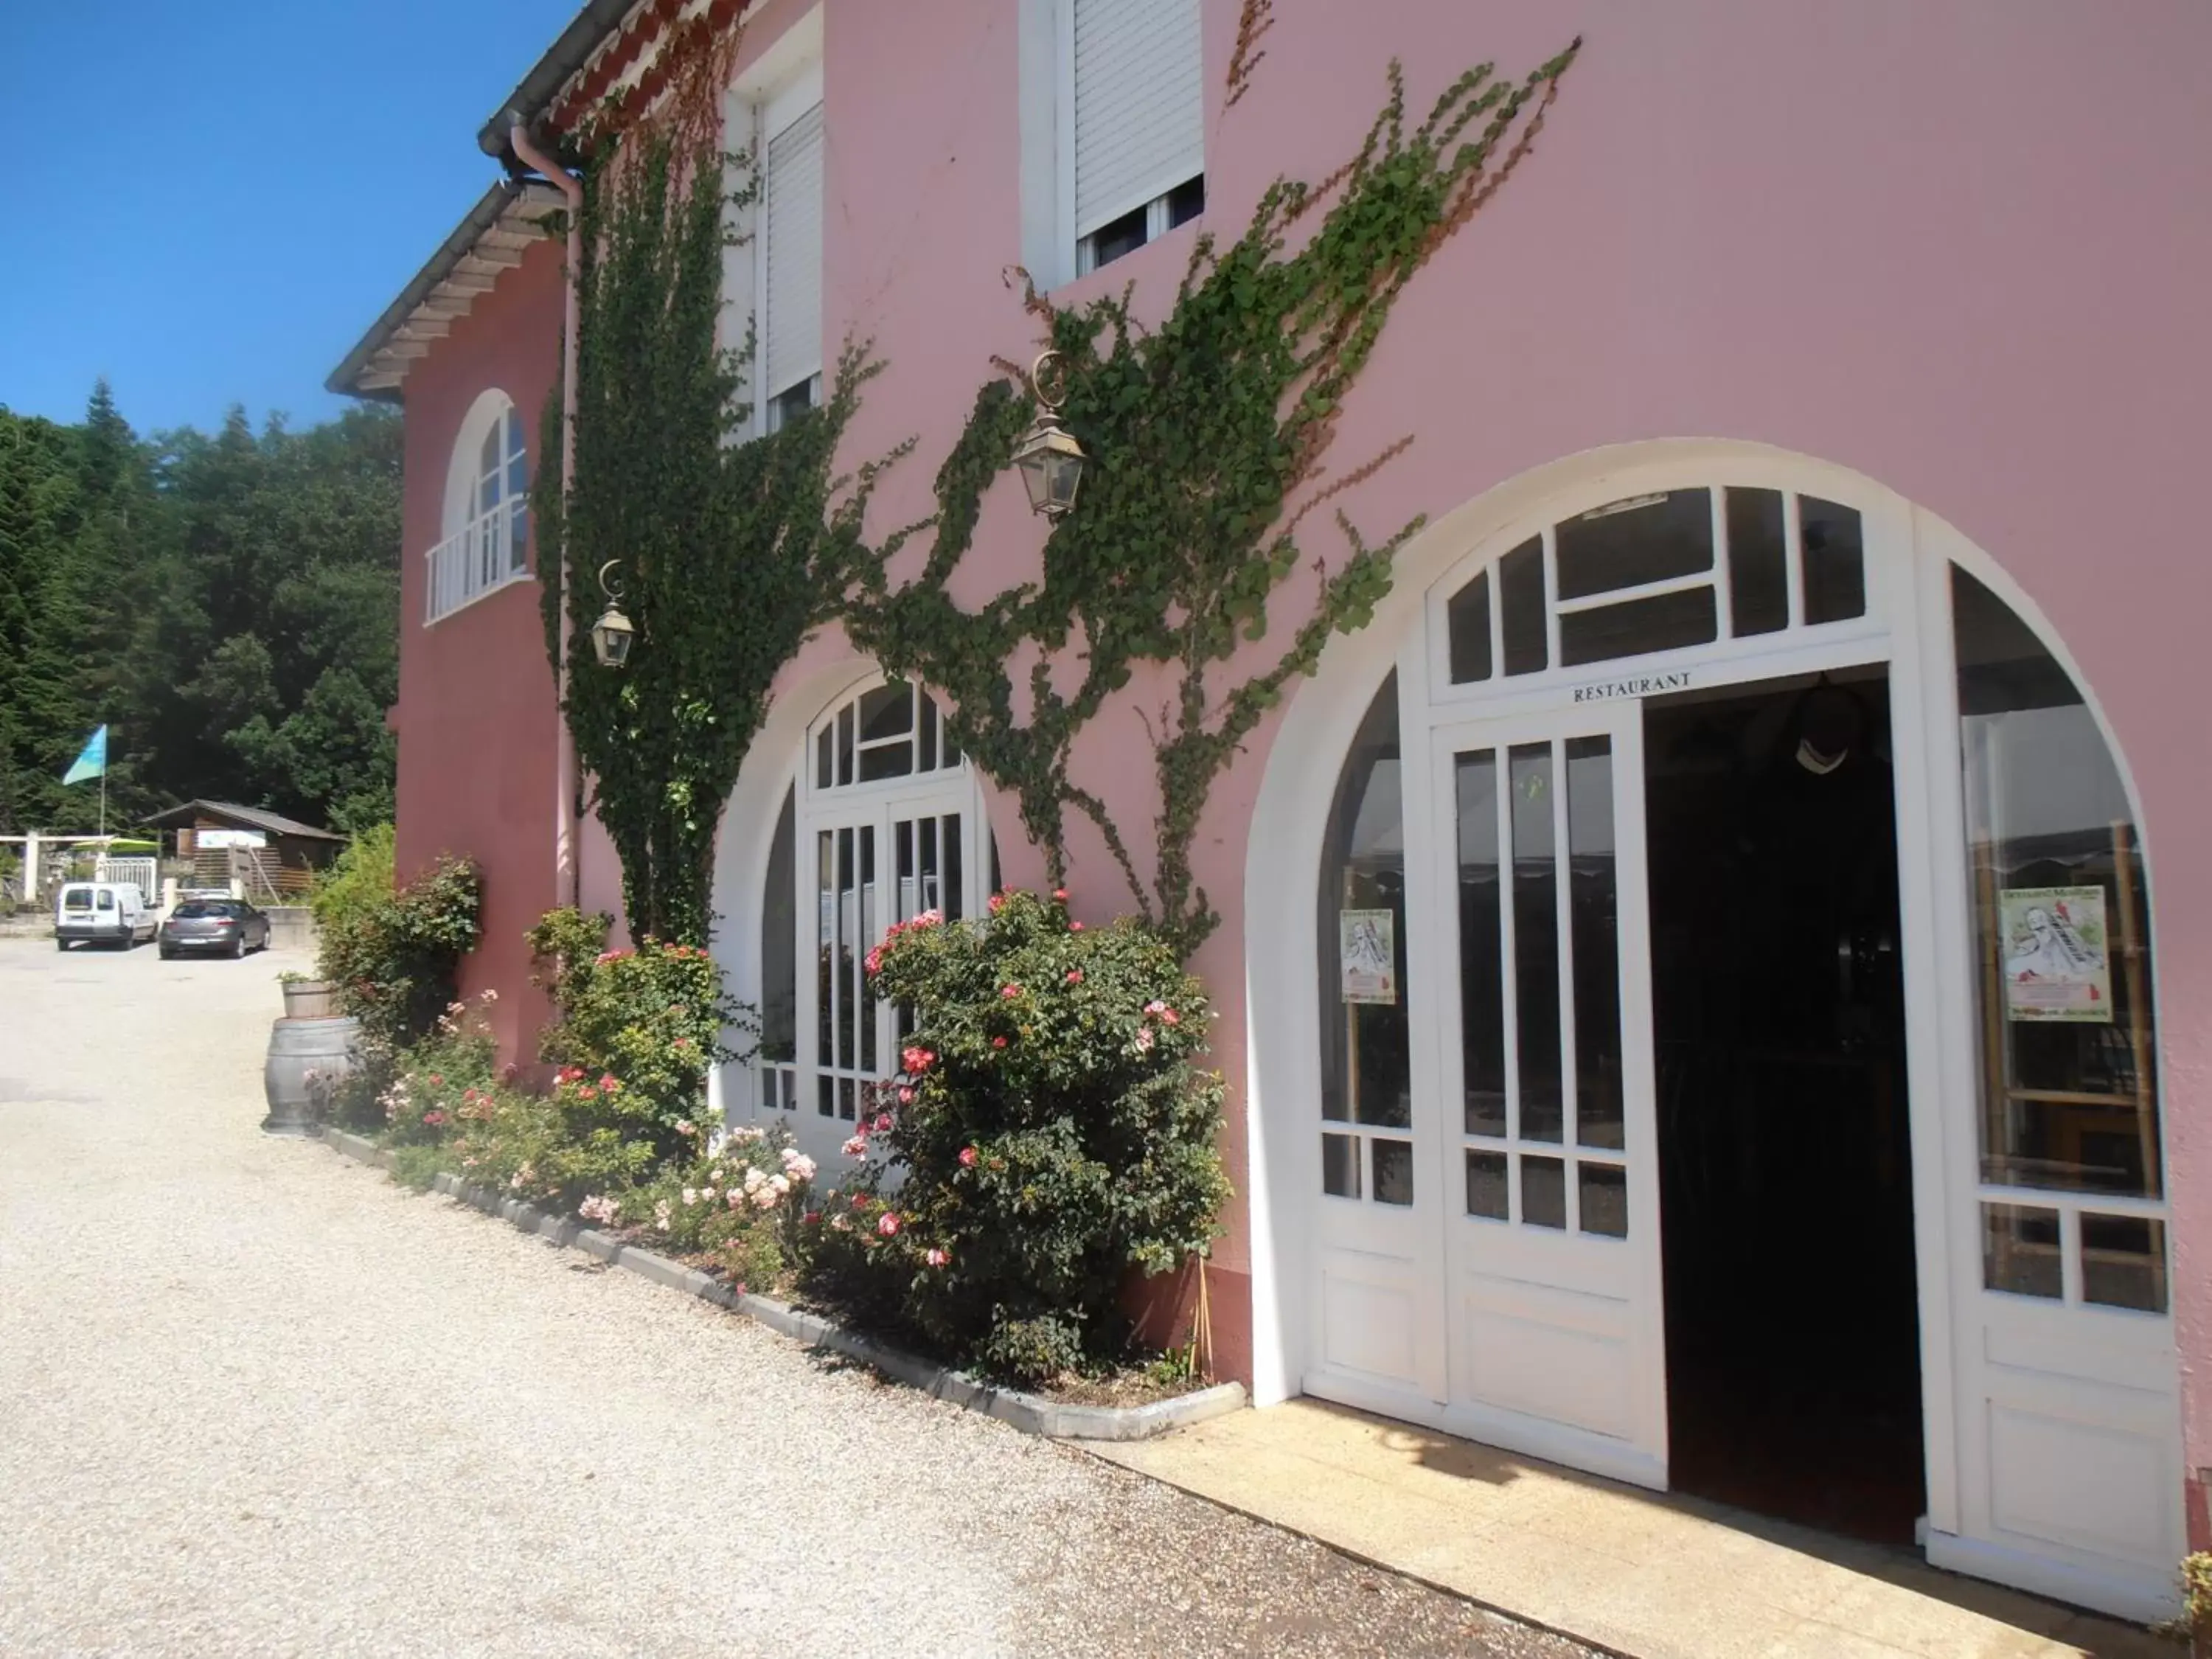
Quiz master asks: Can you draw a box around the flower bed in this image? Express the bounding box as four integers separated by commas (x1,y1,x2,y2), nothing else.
344,890,1231,1395
319,1125,1245,1439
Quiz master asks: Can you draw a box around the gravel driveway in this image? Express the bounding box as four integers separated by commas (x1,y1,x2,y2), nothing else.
0,934,1593,1658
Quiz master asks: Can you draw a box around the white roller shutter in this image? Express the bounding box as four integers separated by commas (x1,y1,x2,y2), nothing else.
762,101,824,401
1071,0,1202,237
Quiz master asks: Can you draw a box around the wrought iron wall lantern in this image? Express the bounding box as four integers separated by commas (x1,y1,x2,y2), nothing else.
1012,350,1087,519
590,560,636,668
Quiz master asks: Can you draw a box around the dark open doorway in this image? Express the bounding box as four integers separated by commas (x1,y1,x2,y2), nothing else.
1644,669,1925,1545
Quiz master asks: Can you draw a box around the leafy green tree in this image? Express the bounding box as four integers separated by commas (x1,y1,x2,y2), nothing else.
0,386,402,835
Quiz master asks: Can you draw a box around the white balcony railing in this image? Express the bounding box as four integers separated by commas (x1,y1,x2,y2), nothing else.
425,498,529,622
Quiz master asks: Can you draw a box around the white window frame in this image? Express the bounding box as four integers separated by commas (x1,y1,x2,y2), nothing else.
426,390,530,624
748,673,992,1168
1020,0,1205,288
724,11,825,439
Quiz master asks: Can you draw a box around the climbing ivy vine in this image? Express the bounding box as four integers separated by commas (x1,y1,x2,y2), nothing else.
845,42,1579,959
539,50,905,946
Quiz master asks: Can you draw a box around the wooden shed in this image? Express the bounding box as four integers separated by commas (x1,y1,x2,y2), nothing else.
144,801,346,900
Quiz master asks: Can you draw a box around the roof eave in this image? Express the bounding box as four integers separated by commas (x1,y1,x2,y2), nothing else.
477,0,644,163
325,181,564,403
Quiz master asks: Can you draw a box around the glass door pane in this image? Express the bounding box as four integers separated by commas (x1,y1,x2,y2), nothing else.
1464,734,1632,1237
1435,700,1663,1481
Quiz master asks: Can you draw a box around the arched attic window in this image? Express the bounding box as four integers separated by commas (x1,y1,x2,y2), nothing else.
427,394,530,622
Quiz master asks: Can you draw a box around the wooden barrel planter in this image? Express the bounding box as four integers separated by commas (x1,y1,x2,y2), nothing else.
262,1015,361,1136
280,978,341,1019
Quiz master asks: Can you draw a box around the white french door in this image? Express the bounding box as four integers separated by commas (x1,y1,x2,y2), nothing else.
1300,695,1666,1486
1428,699,1668,1486
800,790,977,1127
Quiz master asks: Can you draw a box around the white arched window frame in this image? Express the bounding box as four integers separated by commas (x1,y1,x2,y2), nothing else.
748,674,992,1161
428,392,530,622
1242,445,2180,1624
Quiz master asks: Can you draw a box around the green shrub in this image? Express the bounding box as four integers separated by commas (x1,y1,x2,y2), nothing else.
310,823,395,942
445,1085,659,1213
319,851,481,1047
386,1142,448,1192
818,888,1231,1385
525,908,755,1164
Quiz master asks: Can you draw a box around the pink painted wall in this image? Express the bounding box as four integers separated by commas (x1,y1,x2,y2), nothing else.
388,0,2212,1443
394,237,566,1064
809,0,2212,1416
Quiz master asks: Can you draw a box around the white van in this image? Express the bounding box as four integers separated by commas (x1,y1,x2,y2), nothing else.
55,881,156,951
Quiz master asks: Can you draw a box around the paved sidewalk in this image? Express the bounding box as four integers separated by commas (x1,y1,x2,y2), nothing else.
1085,1399,2168,1659
0,937,1587,1658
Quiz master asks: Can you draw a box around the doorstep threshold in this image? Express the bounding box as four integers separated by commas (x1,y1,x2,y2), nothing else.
1074,1399,2164,1659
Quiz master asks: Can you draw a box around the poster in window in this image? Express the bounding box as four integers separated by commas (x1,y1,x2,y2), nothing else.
2000,886,2112,1023
1340,909,1397,1006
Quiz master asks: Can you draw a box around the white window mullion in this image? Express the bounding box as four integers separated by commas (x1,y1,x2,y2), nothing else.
1551,735,1579,1234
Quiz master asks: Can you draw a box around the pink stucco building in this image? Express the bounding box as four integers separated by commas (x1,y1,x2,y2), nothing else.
332,0,2212,1622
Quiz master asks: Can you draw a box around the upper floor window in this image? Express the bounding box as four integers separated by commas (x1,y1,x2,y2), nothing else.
1021,0,1204,285
757,70,824,433
1068,0,1205,276
428,394,529,623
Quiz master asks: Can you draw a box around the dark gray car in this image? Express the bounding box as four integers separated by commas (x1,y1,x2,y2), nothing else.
157,899,271,959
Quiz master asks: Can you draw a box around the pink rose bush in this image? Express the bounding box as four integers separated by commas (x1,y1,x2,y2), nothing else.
813,887,1230,1385
372,908,756,1214
621,1119,821,1290
526,908,749,1162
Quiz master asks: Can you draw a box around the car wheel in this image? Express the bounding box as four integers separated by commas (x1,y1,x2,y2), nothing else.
232,934,246,960
55,938,68,953
159,947,175,961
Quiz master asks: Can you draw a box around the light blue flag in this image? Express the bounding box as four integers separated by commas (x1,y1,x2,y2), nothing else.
63,725,108,785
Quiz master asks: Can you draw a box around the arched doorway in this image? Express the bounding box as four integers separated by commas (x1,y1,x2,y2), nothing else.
714,668,995,1166
1245,445,2181,1621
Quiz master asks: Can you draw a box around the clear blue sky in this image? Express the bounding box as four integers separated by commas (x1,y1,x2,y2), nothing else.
0,0,580,437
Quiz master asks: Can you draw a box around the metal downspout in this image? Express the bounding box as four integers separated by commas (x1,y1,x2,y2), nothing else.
508,119,586,913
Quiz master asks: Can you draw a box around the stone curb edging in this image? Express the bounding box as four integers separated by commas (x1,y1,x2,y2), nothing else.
319,1126,1245,1441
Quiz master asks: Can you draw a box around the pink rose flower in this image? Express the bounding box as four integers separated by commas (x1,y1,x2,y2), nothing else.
428,1074,444,1088
1052,888,1068,901
1065,969,1083,984
1001,984,1020,999
959,1147,978,1168
1070,921,1085,931
902,1045,934,1074
842,1135,868,1158
874,1113,893,1133
877,1212,901,1237
992,1036,1008,1049
897,1086,914,1105
925,1247,950,1267
803,1210,821,1225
